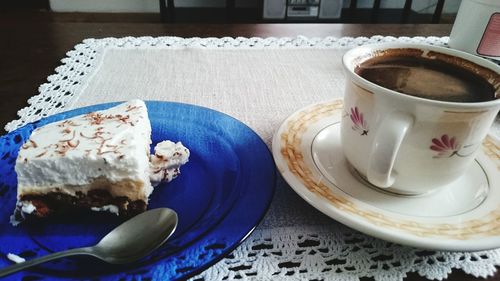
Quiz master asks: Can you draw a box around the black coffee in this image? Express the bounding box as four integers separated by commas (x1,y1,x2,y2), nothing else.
356,54,496,103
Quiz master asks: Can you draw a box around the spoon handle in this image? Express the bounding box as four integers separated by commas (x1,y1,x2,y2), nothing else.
0,247,94,277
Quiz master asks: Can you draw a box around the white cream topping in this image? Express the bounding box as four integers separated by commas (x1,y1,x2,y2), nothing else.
91,205,120,215
150,141,190,186
7,253,26,264
10,201,37,226
15,99,153,198
20,201,36,214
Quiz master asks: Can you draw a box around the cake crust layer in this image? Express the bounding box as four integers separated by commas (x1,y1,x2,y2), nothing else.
15,188,146,220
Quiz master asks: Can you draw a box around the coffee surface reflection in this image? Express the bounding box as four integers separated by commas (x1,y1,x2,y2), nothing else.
356,55,495,103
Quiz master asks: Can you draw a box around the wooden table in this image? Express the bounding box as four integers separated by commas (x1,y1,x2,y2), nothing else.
0,11,498,281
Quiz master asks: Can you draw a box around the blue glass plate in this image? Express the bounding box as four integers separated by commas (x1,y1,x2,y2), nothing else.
0,101,275,280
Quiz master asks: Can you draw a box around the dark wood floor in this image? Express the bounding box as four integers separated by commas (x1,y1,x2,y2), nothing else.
164,7,455,24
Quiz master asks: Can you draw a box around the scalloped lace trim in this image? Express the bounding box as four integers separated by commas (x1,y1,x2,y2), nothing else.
194,225,500,281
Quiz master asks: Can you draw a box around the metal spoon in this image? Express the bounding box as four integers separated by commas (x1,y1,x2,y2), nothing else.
0,208,178,277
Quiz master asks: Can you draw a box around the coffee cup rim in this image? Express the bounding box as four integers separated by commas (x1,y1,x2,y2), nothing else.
342,43,500,108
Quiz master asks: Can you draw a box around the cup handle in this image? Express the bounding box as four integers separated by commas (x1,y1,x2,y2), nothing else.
367,112,414,188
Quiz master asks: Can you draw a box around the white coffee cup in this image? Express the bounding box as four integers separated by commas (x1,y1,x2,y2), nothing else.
341,43,500,195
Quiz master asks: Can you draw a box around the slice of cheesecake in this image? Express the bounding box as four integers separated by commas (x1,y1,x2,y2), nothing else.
11,99,189,225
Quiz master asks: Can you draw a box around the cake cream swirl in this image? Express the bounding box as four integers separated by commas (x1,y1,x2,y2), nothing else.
15,99,153,199
150,141,190,186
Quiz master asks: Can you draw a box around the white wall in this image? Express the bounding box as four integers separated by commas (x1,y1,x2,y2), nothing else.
50,0,461,13
50,0,158,12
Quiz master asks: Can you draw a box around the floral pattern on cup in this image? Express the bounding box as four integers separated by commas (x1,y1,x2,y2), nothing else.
350,107,369,136
430,134,476,158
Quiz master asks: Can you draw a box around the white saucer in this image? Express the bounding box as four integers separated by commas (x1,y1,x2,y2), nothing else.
272,99,500,251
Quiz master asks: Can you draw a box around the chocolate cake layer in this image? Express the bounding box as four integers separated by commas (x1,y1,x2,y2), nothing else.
17,189,146,218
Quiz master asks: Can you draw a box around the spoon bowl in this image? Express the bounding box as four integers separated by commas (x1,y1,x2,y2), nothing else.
0,208,178,277
93,208,178,264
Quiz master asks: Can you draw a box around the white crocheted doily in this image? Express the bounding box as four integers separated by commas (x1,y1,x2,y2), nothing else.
5,36,500,281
